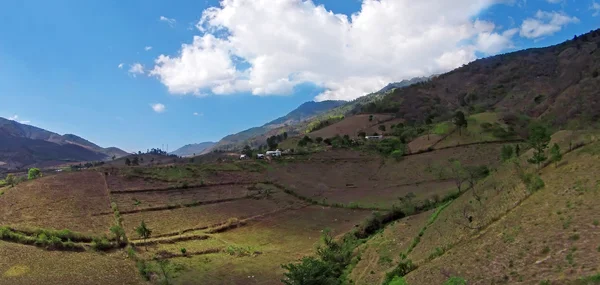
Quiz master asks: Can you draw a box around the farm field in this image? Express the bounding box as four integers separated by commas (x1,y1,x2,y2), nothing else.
308,114,396,139
0,241,145,285
0,171,113,235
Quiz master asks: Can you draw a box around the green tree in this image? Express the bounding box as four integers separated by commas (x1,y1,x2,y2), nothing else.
281,257,336,285
110,225,127,244
449,159,468,193
501,145,514,161
379,125,386,132
550,143,562,167
315,137,323,144
125,158,131,166
135,221,152,249
283,132,288,140
527,123,551,170
5,174,16,187
453,111,468,136
357,131,366,138
132,157,139,166
515,144,521,156
242,145,253,158
369,115,374,122
425,116,433,141
28,168,41,180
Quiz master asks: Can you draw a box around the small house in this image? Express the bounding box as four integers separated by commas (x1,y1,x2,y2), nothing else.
256,154,265,159
239,154,247,160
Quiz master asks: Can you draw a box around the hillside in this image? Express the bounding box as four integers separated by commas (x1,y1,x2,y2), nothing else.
0,117,128,169
206,100,345,152
363,29,600,128
170,142,215,157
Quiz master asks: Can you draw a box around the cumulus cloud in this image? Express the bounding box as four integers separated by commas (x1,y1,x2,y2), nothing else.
592,2,600,16
144,46,153,51
159,16,176,27
151,103,166,113
520,10,579,39
150,0,520,101
8,115,30,124
128,63,145,77
118,63,124,69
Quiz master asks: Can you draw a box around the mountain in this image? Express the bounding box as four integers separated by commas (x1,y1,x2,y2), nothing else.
266,100,346,125
205,100,345,152
364,29,600,127
0,117,128,169
375,76,430,94
170,142,216,157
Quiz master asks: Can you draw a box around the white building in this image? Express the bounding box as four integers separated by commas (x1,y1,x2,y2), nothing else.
365,135,384,140
265,149,282,157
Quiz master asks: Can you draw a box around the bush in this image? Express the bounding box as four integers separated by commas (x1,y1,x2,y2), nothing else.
180,247,187,255
389,276,409,285
501,145,514,161
383,259,416,285
444,276,467,285
281,257,337,285
28,168,41,180
91,237,113,251
391,149,405,161
521,173,545,193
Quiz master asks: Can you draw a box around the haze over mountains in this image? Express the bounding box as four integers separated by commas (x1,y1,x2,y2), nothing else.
0,117,128,170
170,142,216,157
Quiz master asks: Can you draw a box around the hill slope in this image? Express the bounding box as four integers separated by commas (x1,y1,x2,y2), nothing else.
206,100,345,152
0,117,127,169
170,142,216,157
365,29,600,128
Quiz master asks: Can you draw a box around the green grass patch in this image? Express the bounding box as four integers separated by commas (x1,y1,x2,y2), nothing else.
432,122,452,135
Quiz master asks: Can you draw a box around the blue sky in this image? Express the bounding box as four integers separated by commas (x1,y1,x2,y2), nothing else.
0,0,598,152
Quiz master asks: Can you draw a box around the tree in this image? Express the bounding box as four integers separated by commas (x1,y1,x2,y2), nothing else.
5,174,16,187
132,157,139,166
453,111,468,136
550,143,562,168
135,221,152,249
391,149,404,161
315,137,323,143
242,145,253,158
125,158,131,166
527,123,551,170
281,257,336,285
448,159,468,193
110,225,127,244
425,116,433,140
27,168,41,180
378,125,386,132
111,155,116,161
515,144,521,156
283,132,288,140
357,131,366,138
368,115,373,122
501,145,514,161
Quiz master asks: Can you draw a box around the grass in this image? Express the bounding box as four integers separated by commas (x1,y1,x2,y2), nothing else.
432,122,452,135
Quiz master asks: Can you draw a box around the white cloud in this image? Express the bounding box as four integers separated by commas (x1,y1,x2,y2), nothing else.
145,46,153,51
7,115,30,124
546,0,562,3
476,28,518,54
118,63,124,69
520,10,579,39
592,2,600,16
193,112,203,116
128,63,145,77
151,103,166,113
150,0,520,101
160,16,176,27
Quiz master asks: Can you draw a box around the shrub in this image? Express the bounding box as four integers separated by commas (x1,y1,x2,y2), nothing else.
28,168,41,180
383,259,416,285
91,236,113,251
136,260,151,281
281,257,336,285
391,149,405,161
180,247,187,255
444,276,467,285
389,276,409,285
501,145,514,161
